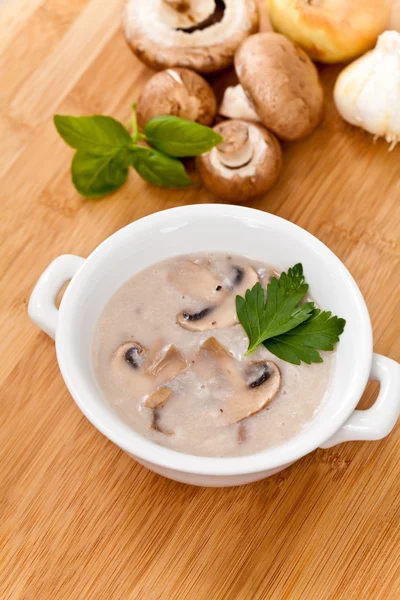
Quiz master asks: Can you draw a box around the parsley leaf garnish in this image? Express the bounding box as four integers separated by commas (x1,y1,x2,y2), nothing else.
236,264,315,355
264,309,346,365
236,264,346,364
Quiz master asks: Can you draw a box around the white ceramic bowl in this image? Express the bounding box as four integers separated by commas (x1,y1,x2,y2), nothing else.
28,205,400,486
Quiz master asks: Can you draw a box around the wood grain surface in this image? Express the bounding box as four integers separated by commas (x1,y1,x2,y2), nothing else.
1,1,399,599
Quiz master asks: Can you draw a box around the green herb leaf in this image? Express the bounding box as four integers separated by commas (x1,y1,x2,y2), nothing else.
71,147,131,198
144,116,223,157
236,264,315,355
130,146,192,188
262,264,314,338
54,115,132,153
130,103,140,143
264,310,346,365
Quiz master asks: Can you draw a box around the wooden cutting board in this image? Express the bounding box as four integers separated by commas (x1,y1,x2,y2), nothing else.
1,1,399,599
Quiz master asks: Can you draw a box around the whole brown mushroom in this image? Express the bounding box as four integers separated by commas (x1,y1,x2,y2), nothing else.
220,32,324,141
197,119,282,202
136,68,217,130
123,0,259,74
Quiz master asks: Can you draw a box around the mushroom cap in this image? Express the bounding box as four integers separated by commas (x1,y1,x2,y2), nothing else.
111,341,152,397
224,360,281,424
193,338,281,424
114,341,147,367
112,339,187,415
123,0,259,74
197,119,282,202
168,259,221,301
177,263,259,331
136,68,217,130
235,32,324,141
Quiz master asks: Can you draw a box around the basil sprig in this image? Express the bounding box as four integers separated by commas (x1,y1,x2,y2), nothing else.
54,107,222,198
130,146,192,188
54,115,132,152
145,115,223,157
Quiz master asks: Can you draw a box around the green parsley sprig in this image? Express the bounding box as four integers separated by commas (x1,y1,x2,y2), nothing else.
54,108,222,198
236,264,345,365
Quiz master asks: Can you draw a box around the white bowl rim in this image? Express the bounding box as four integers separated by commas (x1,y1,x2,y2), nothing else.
56,204,372,476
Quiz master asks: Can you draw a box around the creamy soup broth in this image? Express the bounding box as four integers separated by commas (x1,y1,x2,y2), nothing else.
92,253,334,457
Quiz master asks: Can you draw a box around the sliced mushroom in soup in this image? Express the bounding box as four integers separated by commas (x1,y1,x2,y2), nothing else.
92,252,335,457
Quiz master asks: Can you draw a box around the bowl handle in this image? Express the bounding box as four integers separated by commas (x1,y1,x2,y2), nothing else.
28,255,85,340
321,354,400,448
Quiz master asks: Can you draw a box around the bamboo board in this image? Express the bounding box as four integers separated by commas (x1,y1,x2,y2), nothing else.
0,1,399,599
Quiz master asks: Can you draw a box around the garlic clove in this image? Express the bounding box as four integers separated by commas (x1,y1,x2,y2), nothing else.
334,31,400,150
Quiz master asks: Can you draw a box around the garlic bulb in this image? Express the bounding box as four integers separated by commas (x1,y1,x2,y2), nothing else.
334,31,400,150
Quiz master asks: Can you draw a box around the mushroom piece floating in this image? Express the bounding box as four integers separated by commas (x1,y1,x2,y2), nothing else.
219,32,324,141
196,119,282,201
112,340,188,434
193,337,281,424
111,340,154,401
145,342,189,433
225,360,281,424
114,341,148,369
152,407,173,435
177,263,259,331
193,336,243,385
168,259,221,302
144,386,173,409
146,342,189,384
136,68,217,130
143,341,188,413
122,0,259,74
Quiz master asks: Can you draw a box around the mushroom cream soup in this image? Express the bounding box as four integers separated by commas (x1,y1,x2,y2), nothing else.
92,253,334,458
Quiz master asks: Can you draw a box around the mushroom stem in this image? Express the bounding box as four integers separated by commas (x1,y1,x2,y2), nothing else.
124,0,259,75
160,0,217,30
144,386,172,409
216,121,253,168
219,84,260,122
163,0,190,11
146,343,188,383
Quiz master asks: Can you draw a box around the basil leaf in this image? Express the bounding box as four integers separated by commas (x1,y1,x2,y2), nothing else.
54,115,132,154
130,146,192,187
145,116,223,157
71,148,131,198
